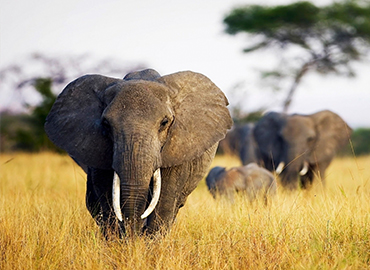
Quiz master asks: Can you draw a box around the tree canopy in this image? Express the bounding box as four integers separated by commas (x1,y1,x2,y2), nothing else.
224,0,370,111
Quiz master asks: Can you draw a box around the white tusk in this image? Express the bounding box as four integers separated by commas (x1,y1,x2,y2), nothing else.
275,162,285,175
112,172,123,222
300,161,309,176
141,168,161,219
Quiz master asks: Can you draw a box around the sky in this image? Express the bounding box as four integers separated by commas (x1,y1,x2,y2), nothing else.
1,0,369,128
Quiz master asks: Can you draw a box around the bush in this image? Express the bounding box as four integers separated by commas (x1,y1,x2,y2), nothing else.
0,78,62,152
352,128,370,156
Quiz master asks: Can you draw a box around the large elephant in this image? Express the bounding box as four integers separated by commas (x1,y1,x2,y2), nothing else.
253,110,352,190
217,123,258,165
205,163,276,203
45,69,232,237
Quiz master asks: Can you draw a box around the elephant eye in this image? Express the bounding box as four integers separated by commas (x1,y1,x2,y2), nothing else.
102,118,109,127
307,136,315,142
159,117,169,132
101,118,111,136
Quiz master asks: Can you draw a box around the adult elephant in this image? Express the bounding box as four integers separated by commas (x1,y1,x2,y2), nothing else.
218,123,258,165
253,110,351,190
45,69,232,237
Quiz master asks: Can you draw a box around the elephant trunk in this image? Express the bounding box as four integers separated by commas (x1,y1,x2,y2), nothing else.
111,135,162,234
112,173,150,235
121,183,149,231
113,169,161,222
280,147,305,189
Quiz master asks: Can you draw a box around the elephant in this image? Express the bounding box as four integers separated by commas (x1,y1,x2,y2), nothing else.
253,110,352,190
205,163,277,203
217,123,258,165
44,68,232,237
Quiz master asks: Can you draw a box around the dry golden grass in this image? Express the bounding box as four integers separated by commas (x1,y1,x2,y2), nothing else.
1,152,370,269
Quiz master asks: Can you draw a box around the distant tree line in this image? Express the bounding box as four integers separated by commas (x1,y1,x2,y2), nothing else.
348,128,370,156
1,78,60,152
1,73,370,156
0,53,144,153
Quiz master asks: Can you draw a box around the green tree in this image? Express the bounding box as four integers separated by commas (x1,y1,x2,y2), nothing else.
352,128,370,155
0,78,61,152
231,107,264,125
29,78,58,151
0,113,31,151
14,78,59,151
224,0,370,112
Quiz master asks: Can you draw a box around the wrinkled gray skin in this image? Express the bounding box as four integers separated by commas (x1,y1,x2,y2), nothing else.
45,69,232,237
253,110,352,190
218,123,258,165
205,163,276,203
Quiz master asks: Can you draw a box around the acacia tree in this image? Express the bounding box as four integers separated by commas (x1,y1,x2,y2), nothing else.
224,0,370,112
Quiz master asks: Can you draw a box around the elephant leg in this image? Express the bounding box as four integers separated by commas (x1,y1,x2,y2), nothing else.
144,162,193,235
144,170,180,235
280,170,299,190
86,172,102,222
263,156,275,172
315,160,330,187
87,168,120,237
145,144,218,235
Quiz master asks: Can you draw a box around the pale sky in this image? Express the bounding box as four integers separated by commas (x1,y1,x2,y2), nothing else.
1,0,369,127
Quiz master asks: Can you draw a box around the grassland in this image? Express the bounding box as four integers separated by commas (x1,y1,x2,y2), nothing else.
0,152,369,269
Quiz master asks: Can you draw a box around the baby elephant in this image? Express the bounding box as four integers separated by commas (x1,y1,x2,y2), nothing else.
206,163,277,203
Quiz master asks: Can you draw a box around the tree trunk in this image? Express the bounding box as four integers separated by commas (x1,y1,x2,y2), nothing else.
282,62,312,113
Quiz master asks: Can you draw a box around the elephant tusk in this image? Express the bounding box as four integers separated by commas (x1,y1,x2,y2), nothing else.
275,162,285,175
300,161,309,176
141,168,161,219
112,172,123,222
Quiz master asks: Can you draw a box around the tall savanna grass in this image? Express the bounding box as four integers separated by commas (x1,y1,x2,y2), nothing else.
1,152,369,269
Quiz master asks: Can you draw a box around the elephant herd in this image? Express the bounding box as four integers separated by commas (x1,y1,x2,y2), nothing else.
217,110,352,192
45,68,352,238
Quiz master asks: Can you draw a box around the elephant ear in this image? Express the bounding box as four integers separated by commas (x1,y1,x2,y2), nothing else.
310,110,352,163
253,112,287,159
45,75,120,169
158,71,233,167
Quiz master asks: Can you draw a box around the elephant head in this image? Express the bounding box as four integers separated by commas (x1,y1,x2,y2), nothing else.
45,69,232,236
205,166,227,199
254,110,351,190
218,123,257,165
